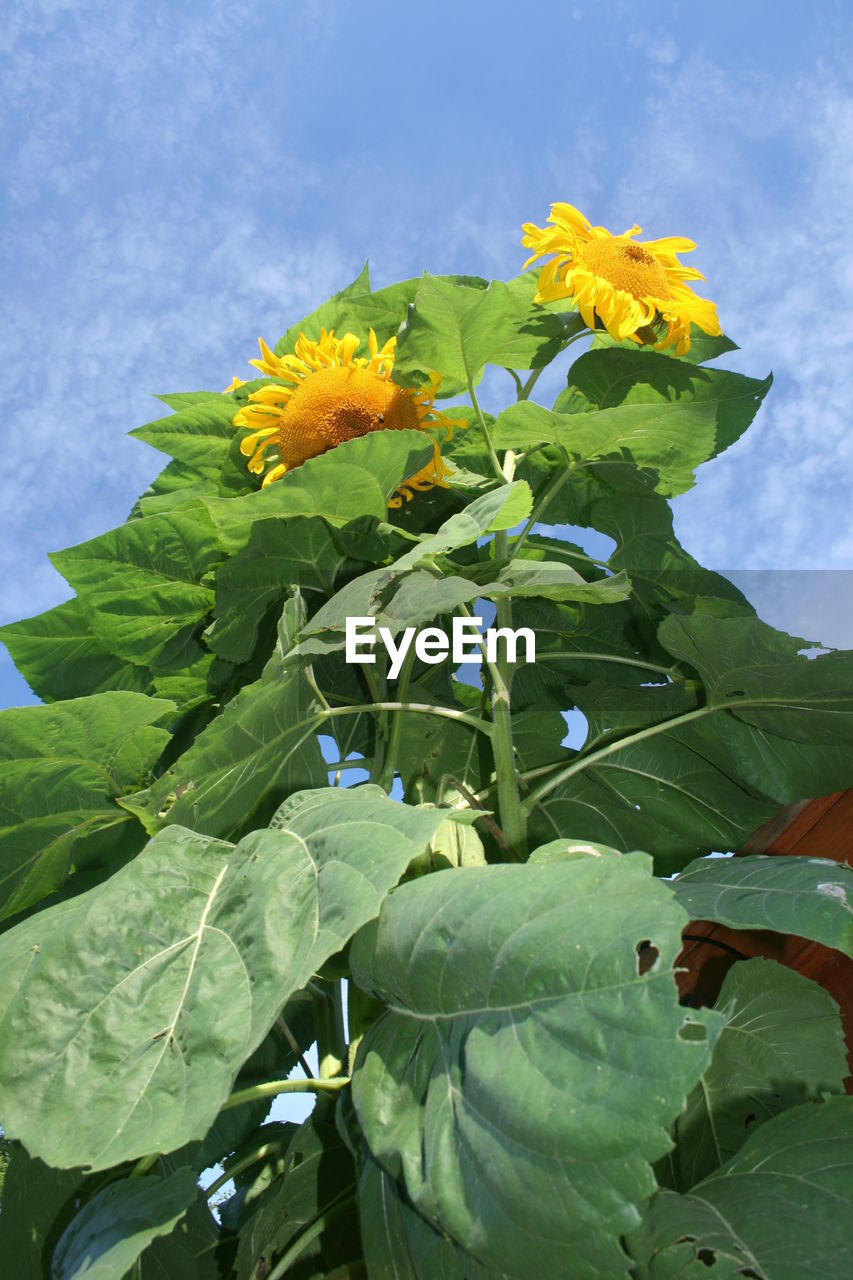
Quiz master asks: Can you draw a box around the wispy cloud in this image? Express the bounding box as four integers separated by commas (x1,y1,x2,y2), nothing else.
599,54,853,571
3,4,853,709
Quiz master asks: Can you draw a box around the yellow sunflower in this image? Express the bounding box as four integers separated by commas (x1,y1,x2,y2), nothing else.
521,202,721,356
230,329,462,507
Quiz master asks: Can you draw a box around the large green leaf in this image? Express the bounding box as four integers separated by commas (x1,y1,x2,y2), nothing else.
50,507,226,669
521,611,853,871
350,854,719,1280
130,395,238,475
628,1097,853,1279
393,274,568,395
199,429,436,554
292,495,629,664
659,612,853,743
272,267,495,359
0,1144,85,1279
204,514,413,664
0,599,150,702
492,399,718,496
358,1154,510,1280
0,692,173,921
119,612,327,839
671,855,853,957
234,1101,360,1279
274,263,408,354
51,1170,199,1280
555,346,771,459
668,959,848,1189
137,1191,222,1279
0,788,463,1170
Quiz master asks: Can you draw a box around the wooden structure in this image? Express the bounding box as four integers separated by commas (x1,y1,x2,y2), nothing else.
676,791,853,1091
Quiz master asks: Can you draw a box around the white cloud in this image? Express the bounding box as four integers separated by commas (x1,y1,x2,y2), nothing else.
597,55,853,570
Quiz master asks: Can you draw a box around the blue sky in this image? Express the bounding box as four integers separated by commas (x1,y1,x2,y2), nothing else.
2,0,853,708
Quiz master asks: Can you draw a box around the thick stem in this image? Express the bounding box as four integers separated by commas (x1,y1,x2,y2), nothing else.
222,1076,350,1112
312,981,347,1081
489,551,527,858
488,442,526,857
129,1153,158,1180
363,663,389,788
373,640,417,792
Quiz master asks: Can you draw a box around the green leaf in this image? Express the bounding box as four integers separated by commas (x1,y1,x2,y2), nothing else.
359,1154,510,1280
670,855,853,957
274,264,396,353
0,1144,85,1279
204,514,412,665
294,517,629,663
659,613,853,743
392,481,533,569
199,429,436,554
51,1169,199,1280
137,1191,222,1279
492,399,718,496
393,275,568,395
0,599,150,702
494,559,631,602
670,959,848,1189
130,397,238,472
0,789,462,1169
50,507,226,670
234,1101,360,1280
628,1097,853,1280
205,516,349,662
350,854,719,1280
0,692,173,921
119,619,328,839
588,327,739,367
555,346,770,459
522,609,853,872
523,721,782,875
528,838,624,863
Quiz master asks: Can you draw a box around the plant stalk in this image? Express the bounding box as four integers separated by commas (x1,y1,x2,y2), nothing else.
221,1076,350,1111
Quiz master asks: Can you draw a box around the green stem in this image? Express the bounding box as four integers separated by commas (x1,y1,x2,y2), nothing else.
373,639,417,792
363,663,389,787
510,465,574,560
520,705,714,813
518,365,545,401
205,1137,284,1201
516,327,589,404
466,377,504,483
277,1015,313,1078
322,700,493,739
221,1075,350,1111
267,1191,358,1280
129,1153,158,1180
488,448,527,855
536,652,676,678
507,368,524,396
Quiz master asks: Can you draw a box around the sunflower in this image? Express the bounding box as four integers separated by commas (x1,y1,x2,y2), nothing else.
521,202,721,356
231,329,462,507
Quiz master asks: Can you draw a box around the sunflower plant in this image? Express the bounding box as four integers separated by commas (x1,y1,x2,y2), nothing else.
0,206,852,1280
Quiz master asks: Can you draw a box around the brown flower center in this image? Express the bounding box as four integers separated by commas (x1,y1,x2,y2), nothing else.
581,237,671,301
277,365,420,468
